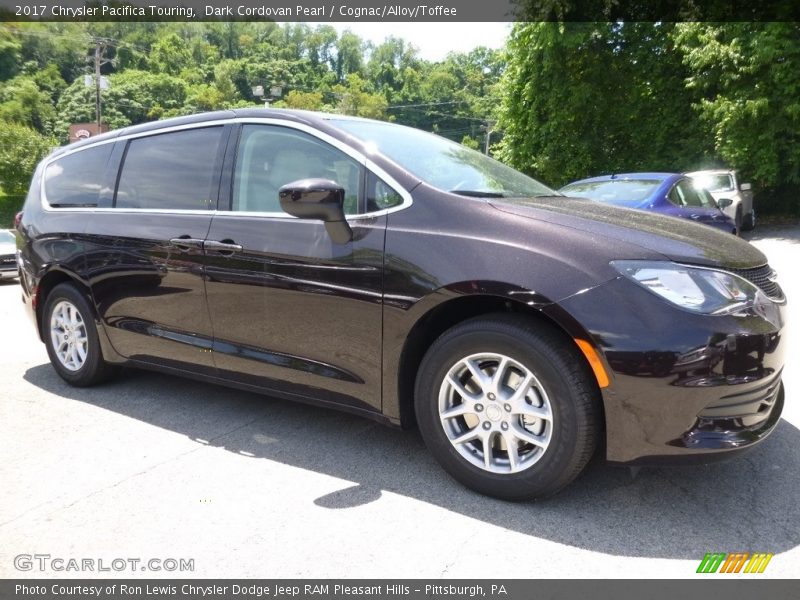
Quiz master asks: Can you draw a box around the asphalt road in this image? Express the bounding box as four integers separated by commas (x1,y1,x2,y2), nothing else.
1,224,799,579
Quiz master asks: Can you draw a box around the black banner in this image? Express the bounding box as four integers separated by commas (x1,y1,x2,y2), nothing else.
1,0,800,22
2,580,800,600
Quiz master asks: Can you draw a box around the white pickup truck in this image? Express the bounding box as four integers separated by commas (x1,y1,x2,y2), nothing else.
686,169,755,231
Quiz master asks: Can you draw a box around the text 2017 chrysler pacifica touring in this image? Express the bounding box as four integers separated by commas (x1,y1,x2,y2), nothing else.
16,109,787,500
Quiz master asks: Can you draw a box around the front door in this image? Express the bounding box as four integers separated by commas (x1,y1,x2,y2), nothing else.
667,178,731,229
203,123,386,414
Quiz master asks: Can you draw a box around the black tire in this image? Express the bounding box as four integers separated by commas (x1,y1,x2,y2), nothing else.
742,210,756,231
414,314,602,501
734,206,743,234
43,282,118,387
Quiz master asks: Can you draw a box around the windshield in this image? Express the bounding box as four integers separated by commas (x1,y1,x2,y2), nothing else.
560,180,661,206
691,173,733,192
330,119,556,198
0,230,15,244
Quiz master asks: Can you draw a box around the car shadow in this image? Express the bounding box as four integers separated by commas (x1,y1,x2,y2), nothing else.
23,363,800,560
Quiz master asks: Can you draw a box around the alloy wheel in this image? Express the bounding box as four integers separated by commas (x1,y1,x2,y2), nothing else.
49,300,88,372
438,352,553,474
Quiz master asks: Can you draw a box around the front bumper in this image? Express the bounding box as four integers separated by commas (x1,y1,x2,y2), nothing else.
553,276,787,464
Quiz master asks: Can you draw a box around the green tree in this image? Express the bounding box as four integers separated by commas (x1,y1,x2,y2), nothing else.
15,23,88,83
0,121,54,194
461,135,480,150
53,80,131,141
279,90,326,111
0,33,21,81
335,31,365,82
334,73,388,119
497,22,708,186
306,25,338,70
0,75,57,133
675,22,800,189
149,32,193,76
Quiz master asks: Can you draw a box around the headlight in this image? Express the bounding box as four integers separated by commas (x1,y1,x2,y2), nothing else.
611,260,766,315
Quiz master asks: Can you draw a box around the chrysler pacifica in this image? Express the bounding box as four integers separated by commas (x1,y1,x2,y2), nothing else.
17,109,787,499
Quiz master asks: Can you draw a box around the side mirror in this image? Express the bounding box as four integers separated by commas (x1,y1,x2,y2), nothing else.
278,178,352,244
740,183,752,191
717,198,733,209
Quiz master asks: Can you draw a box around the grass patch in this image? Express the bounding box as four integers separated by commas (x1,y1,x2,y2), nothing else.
0,190,25,229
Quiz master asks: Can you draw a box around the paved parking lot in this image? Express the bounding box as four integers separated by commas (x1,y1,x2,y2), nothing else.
1,225,799,579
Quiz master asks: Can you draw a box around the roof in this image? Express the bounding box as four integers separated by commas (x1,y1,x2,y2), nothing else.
563,172,682,187
49,108,378,159
685,169,734,176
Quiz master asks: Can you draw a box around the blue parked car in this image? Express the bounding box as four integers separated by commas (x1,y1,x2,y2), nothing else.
560,173,738,235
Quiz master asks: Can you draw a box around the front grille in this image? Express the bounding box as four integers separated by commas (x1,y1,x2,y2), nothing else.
727,264,784,301
0,254,15,266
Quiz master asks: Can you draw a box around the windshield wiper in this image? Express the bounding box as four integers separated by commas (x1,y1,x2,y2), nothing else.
449,190,507,198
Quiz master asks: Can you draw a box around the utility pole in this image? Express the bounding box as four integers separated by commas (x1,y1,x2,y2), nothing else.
482,120,495,156
90,40,112,130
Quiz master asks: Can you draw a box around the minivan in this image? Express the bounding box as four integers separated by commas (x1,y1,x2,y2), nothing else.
17,109,787,499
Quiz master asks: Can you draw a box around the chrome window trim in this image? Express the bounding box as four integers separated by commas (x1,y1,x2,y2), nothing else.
40,117,413,219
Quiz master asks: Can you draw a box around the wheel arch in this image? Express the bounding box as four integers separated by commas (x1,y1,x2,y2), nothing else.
33,268,88,341
34,267,124,364
394,290,608,430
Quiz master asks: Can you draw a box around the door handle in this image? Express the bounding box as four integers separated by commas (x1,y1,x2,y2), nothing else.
204,240,243,254
169,237,205,251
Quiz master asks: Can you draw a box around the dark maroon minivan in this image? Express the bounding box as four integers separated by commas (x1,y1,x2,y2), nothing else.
16,109,787,499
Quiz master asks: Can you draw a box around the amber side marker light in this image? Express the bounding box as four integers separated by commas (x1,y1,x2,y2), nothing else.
574,338,610,388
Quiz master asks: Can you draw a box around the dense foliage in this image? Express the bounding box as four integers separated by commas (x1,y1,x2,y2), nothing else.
498,22,800,213
0,121,54,194
0,21,797,213
0,22,500,145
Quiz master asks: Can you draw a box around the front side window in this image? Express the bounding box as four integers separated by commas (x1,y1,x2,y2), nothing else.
232,125,362,215
115,127,223,210
44,144,113,207
366,172,403,211
669,180,714,208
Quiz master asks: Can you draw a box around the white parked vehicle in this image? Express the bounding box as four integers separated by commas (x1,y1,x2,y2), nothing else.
687,169,755,231
0,229,18,280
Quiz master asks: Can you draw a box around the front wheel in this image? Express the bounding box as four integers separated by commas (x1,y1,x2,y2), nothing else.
43,283,118,386
414,315,602,500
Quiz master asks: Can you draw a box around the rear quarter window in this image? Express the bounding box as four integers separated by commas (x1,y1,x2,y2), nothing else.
44,144,113,207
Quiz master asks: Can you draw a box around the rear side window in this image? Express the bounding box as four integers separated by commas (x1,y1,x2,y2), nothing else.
44,144,113,207
116,127,223,210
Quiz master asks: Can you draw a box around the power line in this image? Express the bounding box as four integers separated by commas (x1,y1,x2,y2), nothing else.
391,105,488,122
387,101,465,109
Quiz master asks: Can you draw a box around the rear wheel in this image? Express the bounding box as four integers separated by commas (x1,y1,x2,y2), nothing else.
43,283,118,386
742,210,756,231
734,206,743,234
414,315,602,500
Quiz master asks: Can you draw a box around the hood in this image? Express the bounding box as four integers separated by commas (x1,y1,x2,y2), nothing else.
490,196,767,269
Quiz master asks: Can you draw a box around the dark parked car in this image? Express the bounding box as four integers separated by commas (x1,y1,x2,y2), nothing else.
0,229,19,281
560,173,739,235
17,110,787,500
